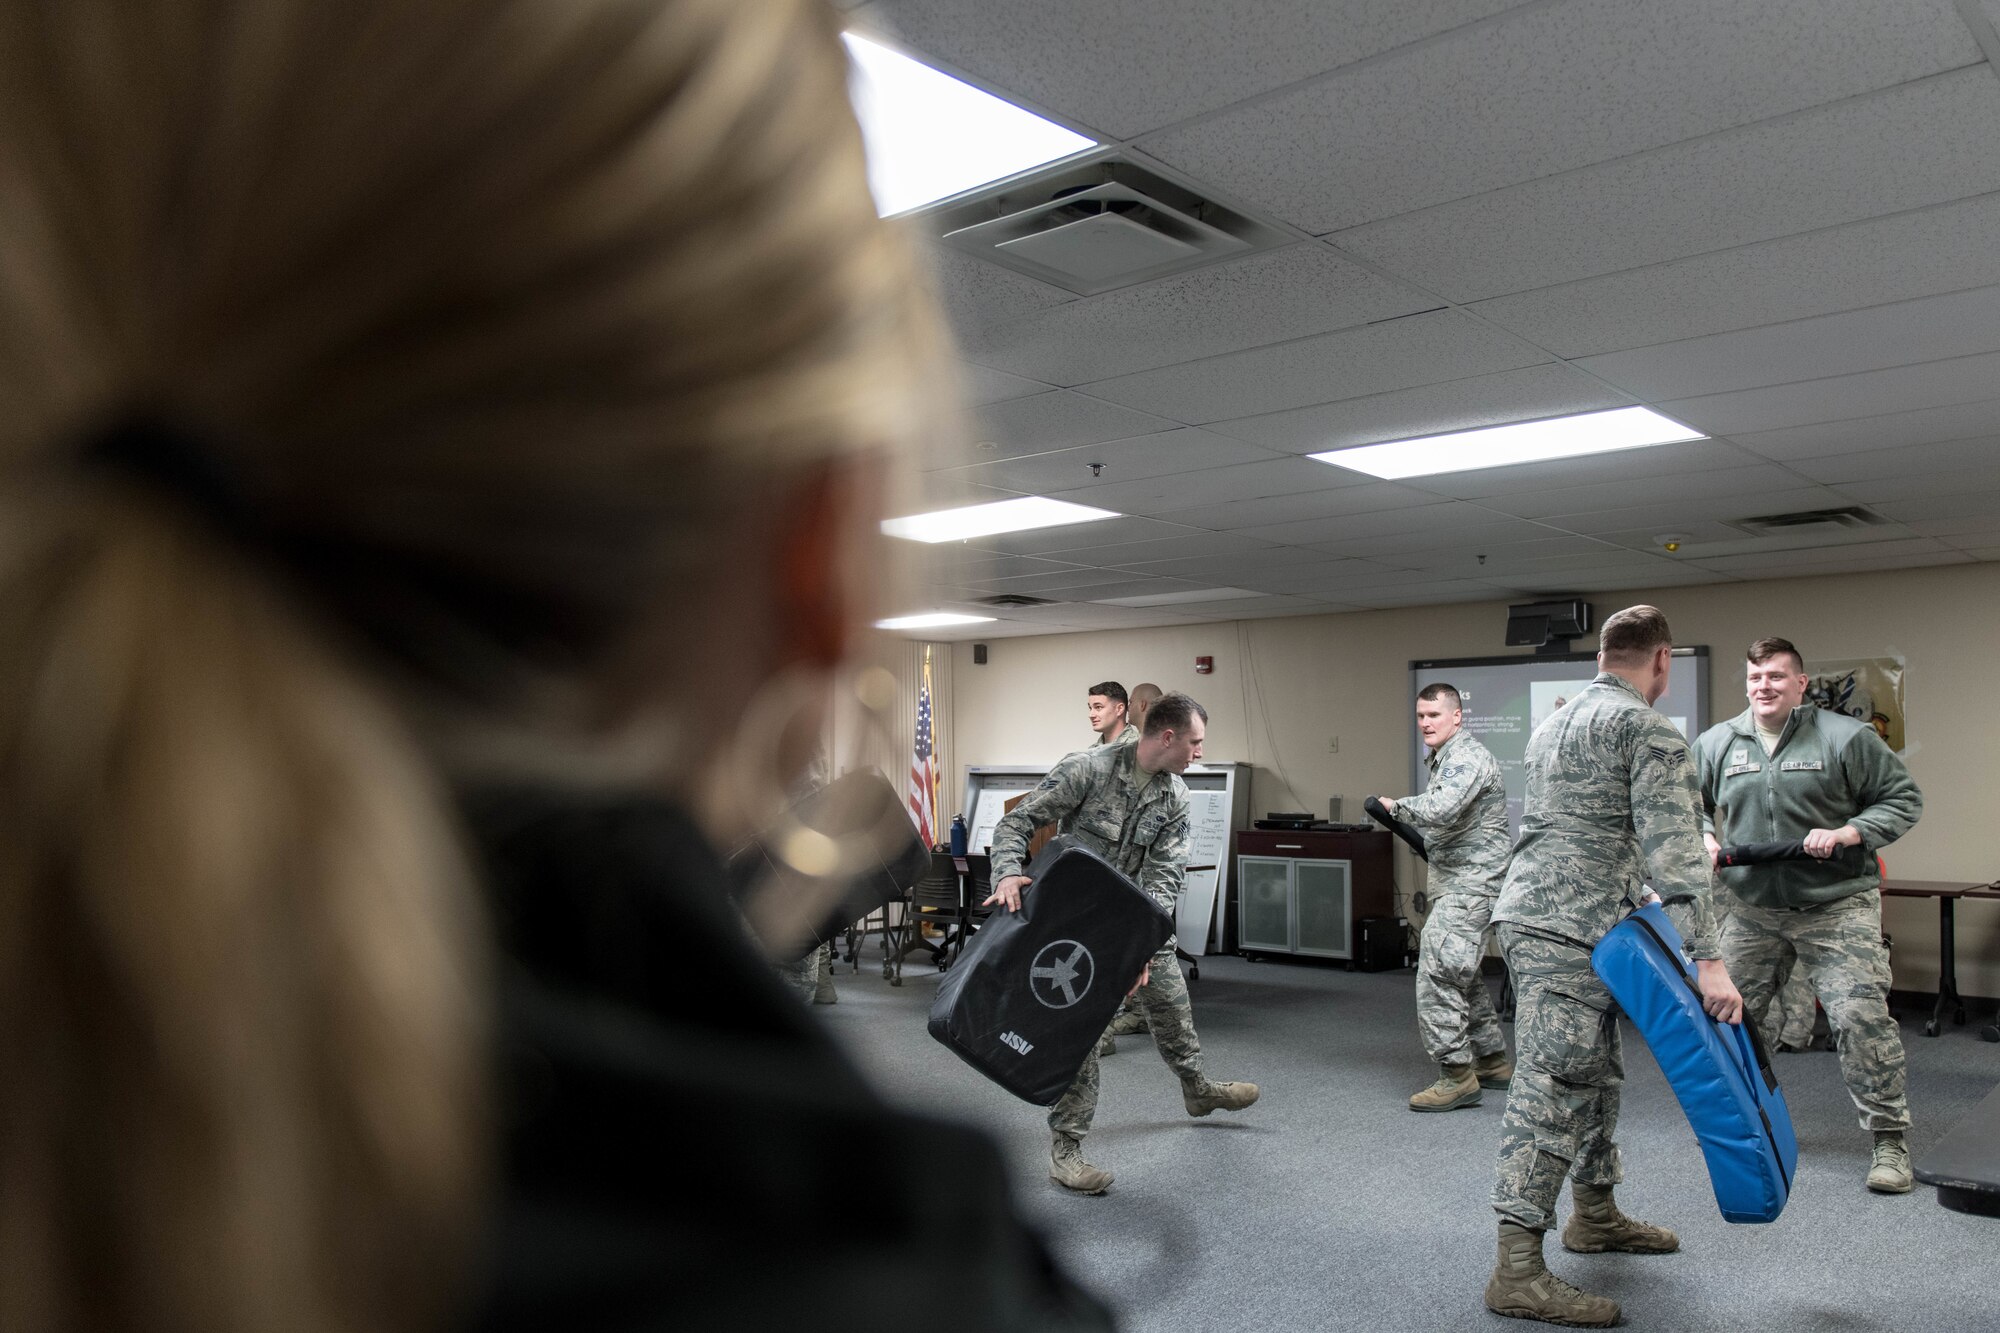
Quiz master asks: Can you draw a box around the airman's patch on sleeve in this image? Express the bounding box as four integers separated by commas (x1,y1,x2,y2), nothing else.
1647,743,1687,767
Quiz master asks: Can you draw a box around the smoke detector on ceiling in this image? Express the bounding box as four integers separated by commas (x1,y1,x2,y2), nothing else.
921,152,1291,295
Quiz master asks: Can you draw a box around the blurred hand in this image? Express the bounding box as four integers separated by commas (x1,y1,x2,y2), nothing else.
1127,961,1151,996
1695,958,1743,1024
984,874,1031,913
1703,831,1721,868
1802,825,1862,859
1374,796,1396,814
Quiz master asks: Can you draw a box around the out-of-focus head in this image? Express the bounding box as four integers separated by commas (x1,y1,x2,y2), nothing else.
0,1,946,1329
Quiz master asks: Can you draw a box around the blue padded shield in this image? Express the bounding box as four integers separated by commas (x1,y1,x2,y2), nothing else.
1591,904,1799,1223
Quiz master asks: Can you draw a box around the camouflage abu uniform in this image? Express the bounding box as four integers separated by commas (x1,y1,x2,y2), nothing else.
1489,673,1719,1231
1095,722,1139,747
1396,730,1511,1065
990,743,1204,1139
1695,704,1921,1132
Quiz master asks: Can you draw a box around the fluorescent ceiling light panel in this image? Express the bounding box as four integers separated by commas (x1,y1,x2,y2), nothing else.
1095,587,1263,607
883,496,1120,543
876,612,996,630
1310,406,1706,481
843,32,1096,216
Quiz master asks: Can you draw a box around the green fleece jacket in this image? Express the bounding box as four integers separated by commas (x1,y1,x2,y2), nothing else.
1693,704,1922,909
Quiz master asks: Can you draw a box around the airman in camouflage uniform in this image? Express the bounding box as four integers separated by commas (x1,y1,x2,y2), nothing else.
1377,683,1513,1111
1482,607,1742,1330
987,692,1258,1195
1077,684,1141,1052
1694,636,1922,1193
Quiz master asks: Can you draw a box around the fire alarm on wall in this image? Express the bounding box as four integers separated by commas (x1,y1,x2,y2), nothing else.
1194,656,1213,675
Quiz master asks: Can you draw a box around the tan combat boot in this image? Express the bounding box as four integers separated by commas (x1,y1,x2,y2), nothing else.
1183,1079,1260,1117
812,958,837,1005
1561,1182,1679,1253
1866,1131,1913,1193
1096,1034,1117,1057
1409,1062,1482,1112
1473,1050,1515,1088
1050,1134,1112,1194
1485,1221,1621,1327
1107,1007,1150,1038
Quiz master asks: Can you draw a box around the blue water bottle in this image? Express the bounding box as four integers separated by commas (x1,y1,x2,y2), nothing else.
949,814,968,857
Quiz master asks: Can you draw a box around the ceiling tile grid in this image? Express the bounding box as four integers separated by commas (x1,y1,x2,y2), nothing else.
955,243,1435,386
1331,67,2000,304
1079,308,1551,423
1205,362,1635,454
1794,438,2000,484
1572,284,2000,402
852,0,1530,141
865,1,2000,638
924,246,1075,333
946,391,1179,467
1136,0,1979,234
1660,349,2000,438
1153,479,1449,533
935,427,1291,496
1727,395,2000,461
1468,191,2000,358
959,362,1058,405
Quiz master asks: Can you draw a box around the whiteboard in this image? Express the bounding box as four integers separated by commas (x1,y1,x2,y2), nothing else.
961,762,1250,954
1184,788,1232,869
968,787,1017,854
1177,869,1219,952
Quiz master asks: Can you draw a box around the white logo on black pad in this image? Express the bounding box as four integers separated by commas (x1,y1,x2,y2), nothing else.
1030,940,1095,1009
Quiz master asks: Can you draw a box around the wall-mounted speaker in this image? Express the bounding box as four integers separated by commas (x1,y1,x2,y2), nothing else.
972,643,988,665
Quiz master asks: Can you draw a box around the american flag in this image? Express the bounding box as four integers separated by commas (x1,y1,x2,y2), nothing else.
909,645,939,847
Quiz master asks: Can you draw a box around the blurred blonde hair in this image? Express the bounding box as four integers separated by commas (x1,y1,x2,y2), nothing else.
0,1,949,1330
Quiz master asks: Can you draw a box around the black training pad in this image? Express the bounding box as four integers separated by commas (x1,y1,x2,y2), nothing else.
1914,1080,2000,1216
1363,796,1428,861
929,837,1172,1106
1715,840,1868,871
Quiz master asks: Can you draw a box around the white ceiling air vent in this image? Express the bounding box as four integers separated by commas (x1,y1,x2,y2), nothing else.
974,593,1059,608
1724,506,1890,539
924,153,1292,295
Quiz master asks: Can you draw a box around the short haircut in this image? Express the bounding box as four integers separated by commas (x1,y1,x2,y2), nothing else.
1746,636,1805,673
1143,691,1207,738
1086,681,1127,706
1598,604,1673,666
1416,682,1462,710
1129,682,1163,710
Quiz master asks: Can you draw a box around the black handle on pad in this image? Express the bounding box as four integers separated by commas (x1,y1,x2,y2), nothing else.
1363,797,1429,862
1715,840,1868,871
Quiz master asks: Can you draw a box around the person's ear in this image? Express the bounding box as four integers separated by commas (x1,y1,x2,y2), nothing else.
772,455,884,671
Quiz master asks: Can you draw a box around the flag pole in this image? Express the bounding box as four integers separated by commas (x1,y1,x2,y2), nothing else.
924,644,941,836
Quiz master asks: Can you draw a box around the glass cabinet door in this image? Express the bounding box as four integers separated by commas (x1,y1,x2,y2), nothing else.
1237,857,1293,951
1294,860,1352,957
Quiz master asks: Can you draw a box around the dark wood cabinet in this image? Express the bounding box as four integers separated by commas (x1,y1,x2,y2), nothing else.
1231,829,1394,959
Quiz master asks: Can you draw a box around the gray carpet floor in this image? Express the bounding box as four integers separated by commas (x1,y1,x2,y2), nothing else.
814,944,2000,1333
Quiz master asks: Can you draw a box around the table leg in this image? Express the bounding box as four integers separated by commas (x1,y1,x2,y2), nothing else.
1926,897,1963,1037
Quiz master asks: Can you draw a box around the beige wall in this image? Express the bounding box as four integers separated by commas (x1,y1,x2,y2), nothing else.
945,561,2000,998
